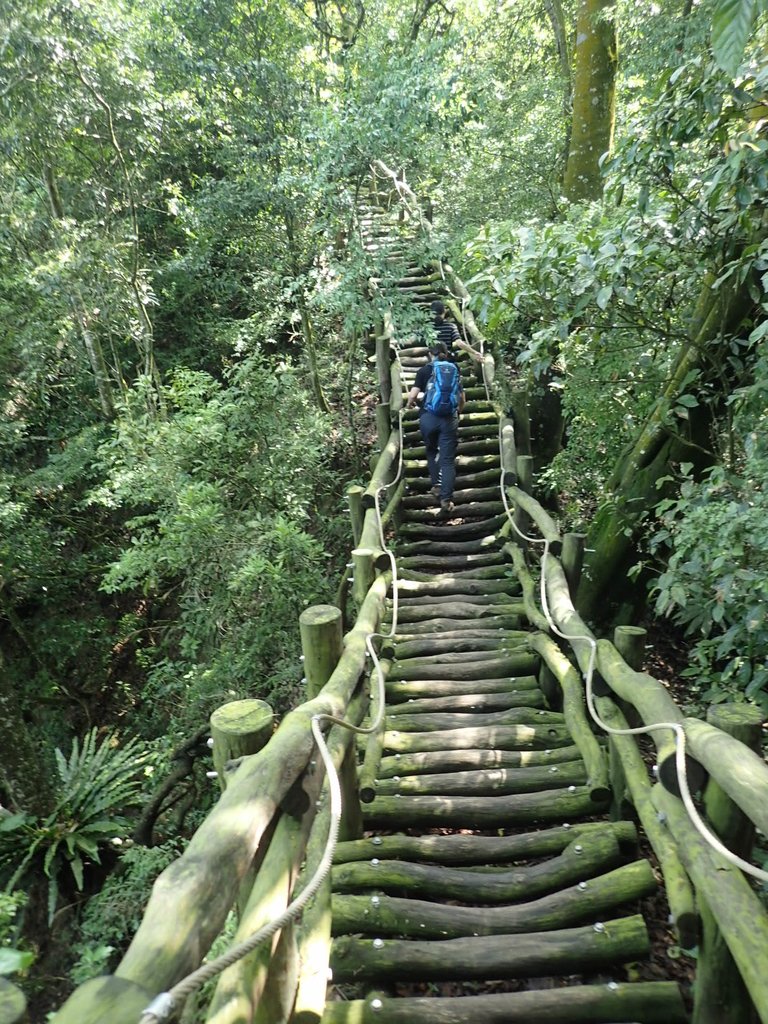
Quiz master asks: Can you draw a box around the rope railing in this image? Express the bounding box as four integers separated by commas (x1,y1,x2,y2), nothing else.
497,457,768,885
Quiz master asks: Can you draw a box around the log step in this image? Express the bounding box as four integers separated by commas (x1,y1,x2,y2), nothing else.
321,981,688,1023
330,915,650,982
384,689,547,716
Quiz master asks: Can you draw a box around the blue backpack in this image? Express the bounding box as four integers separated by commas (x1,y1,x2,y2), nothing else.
423,361,460,416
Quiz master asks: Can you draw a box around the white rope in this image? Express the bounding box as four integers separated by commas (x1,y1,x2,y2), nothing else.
498,423,768,885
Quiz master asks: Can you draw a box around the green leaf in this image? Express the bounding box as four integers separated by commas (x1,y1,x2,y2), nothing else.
0,813,29,833
0,948,34,976
596,285,613,310
711,0,756,76
676,394,699,408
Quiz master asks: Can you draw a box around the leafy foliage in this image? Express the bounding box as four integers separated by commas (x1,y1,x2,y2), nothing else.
0,730,150,919
69,839,181,984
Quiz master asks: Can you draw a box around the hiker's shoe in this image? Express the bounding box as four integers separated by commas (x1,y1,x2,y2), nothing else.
440,500,455,515
430,485,441,500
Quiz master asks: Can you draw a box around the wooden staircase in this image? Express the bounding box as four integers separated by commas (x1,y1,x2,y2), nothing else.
320,199,689,1023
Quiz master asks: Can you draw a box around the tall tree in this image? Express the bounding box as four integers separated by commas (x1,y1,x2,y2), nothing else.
562,0,618,201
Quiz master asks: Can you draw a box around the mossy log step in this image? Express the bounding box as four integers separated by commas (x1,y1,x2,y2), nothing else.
405,467,501,490
375,758,585,797
384,690,546,717
388,601,522,623
386,706,563,733
386,676,539,703
396,552,507,572
364,785,605,828
389,631,531,649
383,722,571,753
403,502,506,524
335,821,638,865
395,536,501,557
402,412,499,432
394,591,517,608
320,980,688,1023
401,486,499,510
388,652,537,680
398,513,508,540
330,915,650,984
399,565,511,582
332,859,656,939
403,421,499,441
333,832,623,900
386,615,523,636
377,744,582,779
404,454,500,476
408,439,500,459
394,577,518,597
383,637,528,660
387,692,536,716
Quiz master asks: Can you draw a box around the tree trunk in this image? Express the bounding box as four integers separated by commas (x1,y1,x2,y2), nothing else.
562,0,617,202
577,268,757,621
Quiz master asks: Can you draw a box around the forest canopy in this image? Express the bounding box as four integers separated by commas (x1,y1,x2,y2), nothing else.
0,0,766,1010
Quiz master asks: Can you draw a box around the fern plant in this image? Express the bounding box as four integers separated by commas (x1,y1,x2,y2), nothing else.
0,730,150,920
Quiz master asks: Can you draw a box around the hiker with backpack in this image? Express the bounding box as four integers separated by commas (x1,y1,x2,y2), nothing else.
406,334,465,514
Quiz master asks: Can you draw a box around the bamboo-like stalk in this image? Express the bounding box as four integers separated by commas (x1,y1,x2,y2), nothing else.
653,785,768,1022
528,632,609,802
594,696,698,949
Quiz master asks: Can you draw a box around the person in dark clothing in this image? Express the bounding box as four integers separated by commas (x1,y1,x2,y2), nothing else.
430,299,461,350
406,338,465,513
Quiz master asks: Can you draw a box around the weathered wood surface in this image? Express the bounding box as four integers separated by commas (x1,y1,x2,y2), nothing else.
330,915,650,982
384,689,546,716
393,576,518,596
374,758,586,796
320,982,688,1023
528,631,610,802
376,743,583,778
387,652,537,680
334,820,639,864
333,832,623,900
595,695,698,949
693,703,762,1024
54,574,390,1017
653,784,768,1023
381,706,564,733
332,859,656,938
364,785,606,828
684,707,768,839
382,722,574,752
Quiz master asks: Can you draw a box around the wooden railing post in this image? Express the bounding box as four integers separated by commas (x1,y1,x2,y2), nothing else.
346,485,364,547
210,699,275,792
514,454,534,543
299,605,343,699
693,703,763,1024
562,532,586,598
299,603,362,841
351,548,375,609
375,401,391,449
